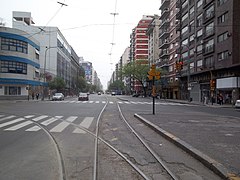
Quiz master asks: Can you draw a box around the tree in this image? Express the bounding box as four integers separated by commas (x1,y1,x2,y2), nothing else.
122,60,149,96
48,77,66,92
76,76,87,93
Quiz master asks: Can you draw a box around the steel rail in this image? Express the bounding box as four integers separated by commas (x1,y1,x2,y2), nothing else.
117,103,179,180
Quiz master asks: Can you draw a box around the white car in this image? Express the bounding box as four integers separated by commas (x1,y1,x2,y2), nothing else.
235,100,240,108
52,93,64,101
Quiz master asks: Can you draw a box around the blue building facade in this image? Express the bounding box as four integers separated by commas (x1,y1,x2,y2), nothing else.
0,27,42,100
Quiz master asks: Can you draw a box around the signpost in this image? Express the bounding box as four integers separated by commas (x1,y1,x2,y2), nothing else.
147,64,161,115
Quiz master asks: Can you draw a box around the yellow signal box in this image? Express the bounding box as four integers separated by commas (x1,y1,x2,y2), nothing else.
155,71,161,80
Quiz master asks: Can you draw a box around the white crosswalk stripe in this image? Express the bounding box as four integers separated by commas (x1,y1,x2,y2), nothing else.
4,121,32,131
0,118,25,128
0,115,16,121
73,117,94,134
50,116,78,132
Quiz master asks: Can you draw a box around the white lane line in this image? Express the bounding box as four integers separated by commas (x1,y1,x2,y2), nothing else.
89,101,94,103
50,116,78,132
4,121,32,131
124,102,130,104
0,118,25,128
82,101,88,103
118,101,123,104
25,116,63,132
25,115,35,118
95,101,99,103
102,101,106,103
130,101,137,104
73,117,94,134
0,115,4,118
0,115,16,121
109,101,113,104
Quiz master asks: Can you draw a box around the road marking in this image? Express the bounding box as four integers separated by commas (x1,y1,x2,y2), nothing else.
109,101,113,104
0,115,16,121
50,116,78,132
4,121,32,131
0,118,25,128
25,116,63,132
89,101,94,103
32,115,48,121
102,101,106,103
118,101,123,104
95,101,99,103
73,117,94,134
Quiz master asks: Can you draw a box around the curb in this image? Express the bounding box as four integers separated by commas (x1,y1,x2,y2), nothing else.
134,113,234,180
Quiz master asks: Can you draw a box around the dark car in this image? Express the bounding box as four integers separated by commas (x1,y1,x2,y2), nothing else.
132,93,140,97
78,93,89,101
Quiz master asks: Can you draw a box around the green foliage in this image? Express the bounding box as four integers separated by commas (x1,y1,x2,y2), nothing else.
108,80,124,91
76,76,87,92
48,77,66,92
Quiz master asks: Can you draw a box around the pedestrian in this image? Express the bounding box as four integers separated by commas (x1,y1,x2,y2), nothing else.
32,92,34,100
36,93,39,100
219,94,223,105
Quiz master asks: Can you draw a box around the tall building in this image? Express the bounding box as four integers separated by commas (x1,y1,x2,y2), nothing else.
158,0,181,99
12,11,80,97
130,15,153,93
176,0,240,103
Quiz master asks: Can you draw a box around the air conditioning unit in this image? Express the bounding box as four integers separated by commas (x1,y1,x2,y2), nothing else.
227,32,232,37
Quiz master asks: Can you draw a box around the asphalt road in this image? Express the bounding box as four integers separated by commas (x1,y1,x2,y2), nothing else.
0,94,239,179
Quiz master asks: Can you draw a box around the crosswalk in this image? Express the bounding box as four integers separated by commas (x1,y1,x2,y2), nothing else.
43,100,195,106
0,114,94,134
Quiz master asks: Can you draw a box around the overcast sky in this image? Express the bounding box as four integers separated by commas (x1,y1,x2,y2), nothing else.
0,0,161,90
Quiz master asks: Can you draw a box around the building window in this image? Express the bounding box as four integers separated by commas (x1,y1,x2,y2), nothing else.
205,22,214,37
1,37,28,54
218,0,228,6
189,34,195,46
218,12,228,24
189,20,195,32
4,86,21,95
181,26,188,35
182,0,188,9
205,4,214,20
0,60,27,74
197,0,203,9
217,31,228,43
205,56,214,67
204,39,214,53
196,44,203,54
218,51,229,61
197,14,203,27
197,29,203,40
189,6,194,18
182,12,188,22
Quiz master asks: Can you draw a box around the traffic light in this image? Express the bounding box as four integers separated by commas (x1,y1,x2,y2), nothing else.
210,79,216,90
155,71,161,80
179,61,183,69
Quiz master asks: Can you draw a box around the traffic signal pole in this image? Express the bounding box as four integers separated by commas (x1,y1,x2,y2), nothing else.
152,76,155,115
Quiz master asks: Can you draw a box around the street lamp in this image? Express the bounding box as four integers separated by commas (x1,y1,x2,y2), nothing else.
42,46,61,100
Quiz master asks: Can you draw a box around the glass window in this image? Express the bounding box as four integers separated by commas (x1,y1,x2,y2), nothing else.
204,39,214,53
181,26,188,35
218,51,229,61
197,14,203,27
4,86,21,95
197,0,203,8
217,31,228,43
1,37,28,54
218,12,228,24
218,0,228,6
0,60,27,74
205,22,214,36
182,13,188,22
205,5,214,20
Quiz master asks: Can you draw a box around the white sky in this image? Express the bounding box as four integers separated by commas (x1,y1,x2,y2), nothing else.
0,0,161,90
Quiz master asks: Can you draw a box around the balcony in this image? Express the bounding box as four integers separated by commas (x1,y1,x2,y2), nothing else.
159,18,170,29
176,0,181,8
203,11,215,24
160,49,170,58
176,8,181,20
159,39,170,49
203,0,214,9
160,0,170,11
203,45,214,55
159,28,170,38
160,8,170,20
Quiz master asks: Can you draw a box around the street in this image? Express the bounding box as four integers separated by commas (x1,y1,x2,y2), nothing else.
0,94,239,179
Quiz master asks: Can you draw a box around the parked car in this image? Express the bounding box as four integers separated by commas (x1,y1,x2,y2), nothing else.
78,92,89,101
235,100,240,108
52,93,64,101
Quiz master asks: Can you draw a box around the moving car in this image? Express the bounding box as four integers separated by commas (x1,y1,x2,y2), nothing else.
98,92,101,95
235,100,240,108
78,92,89,101
111,92,116,96
52,93,64,101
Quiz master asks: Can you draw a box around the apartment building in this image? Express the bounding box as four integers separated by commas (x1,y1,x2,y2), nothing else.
159,0,180,99
176,0,240,103
0,27,41,100
129,15,153,93
12,11,80,97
